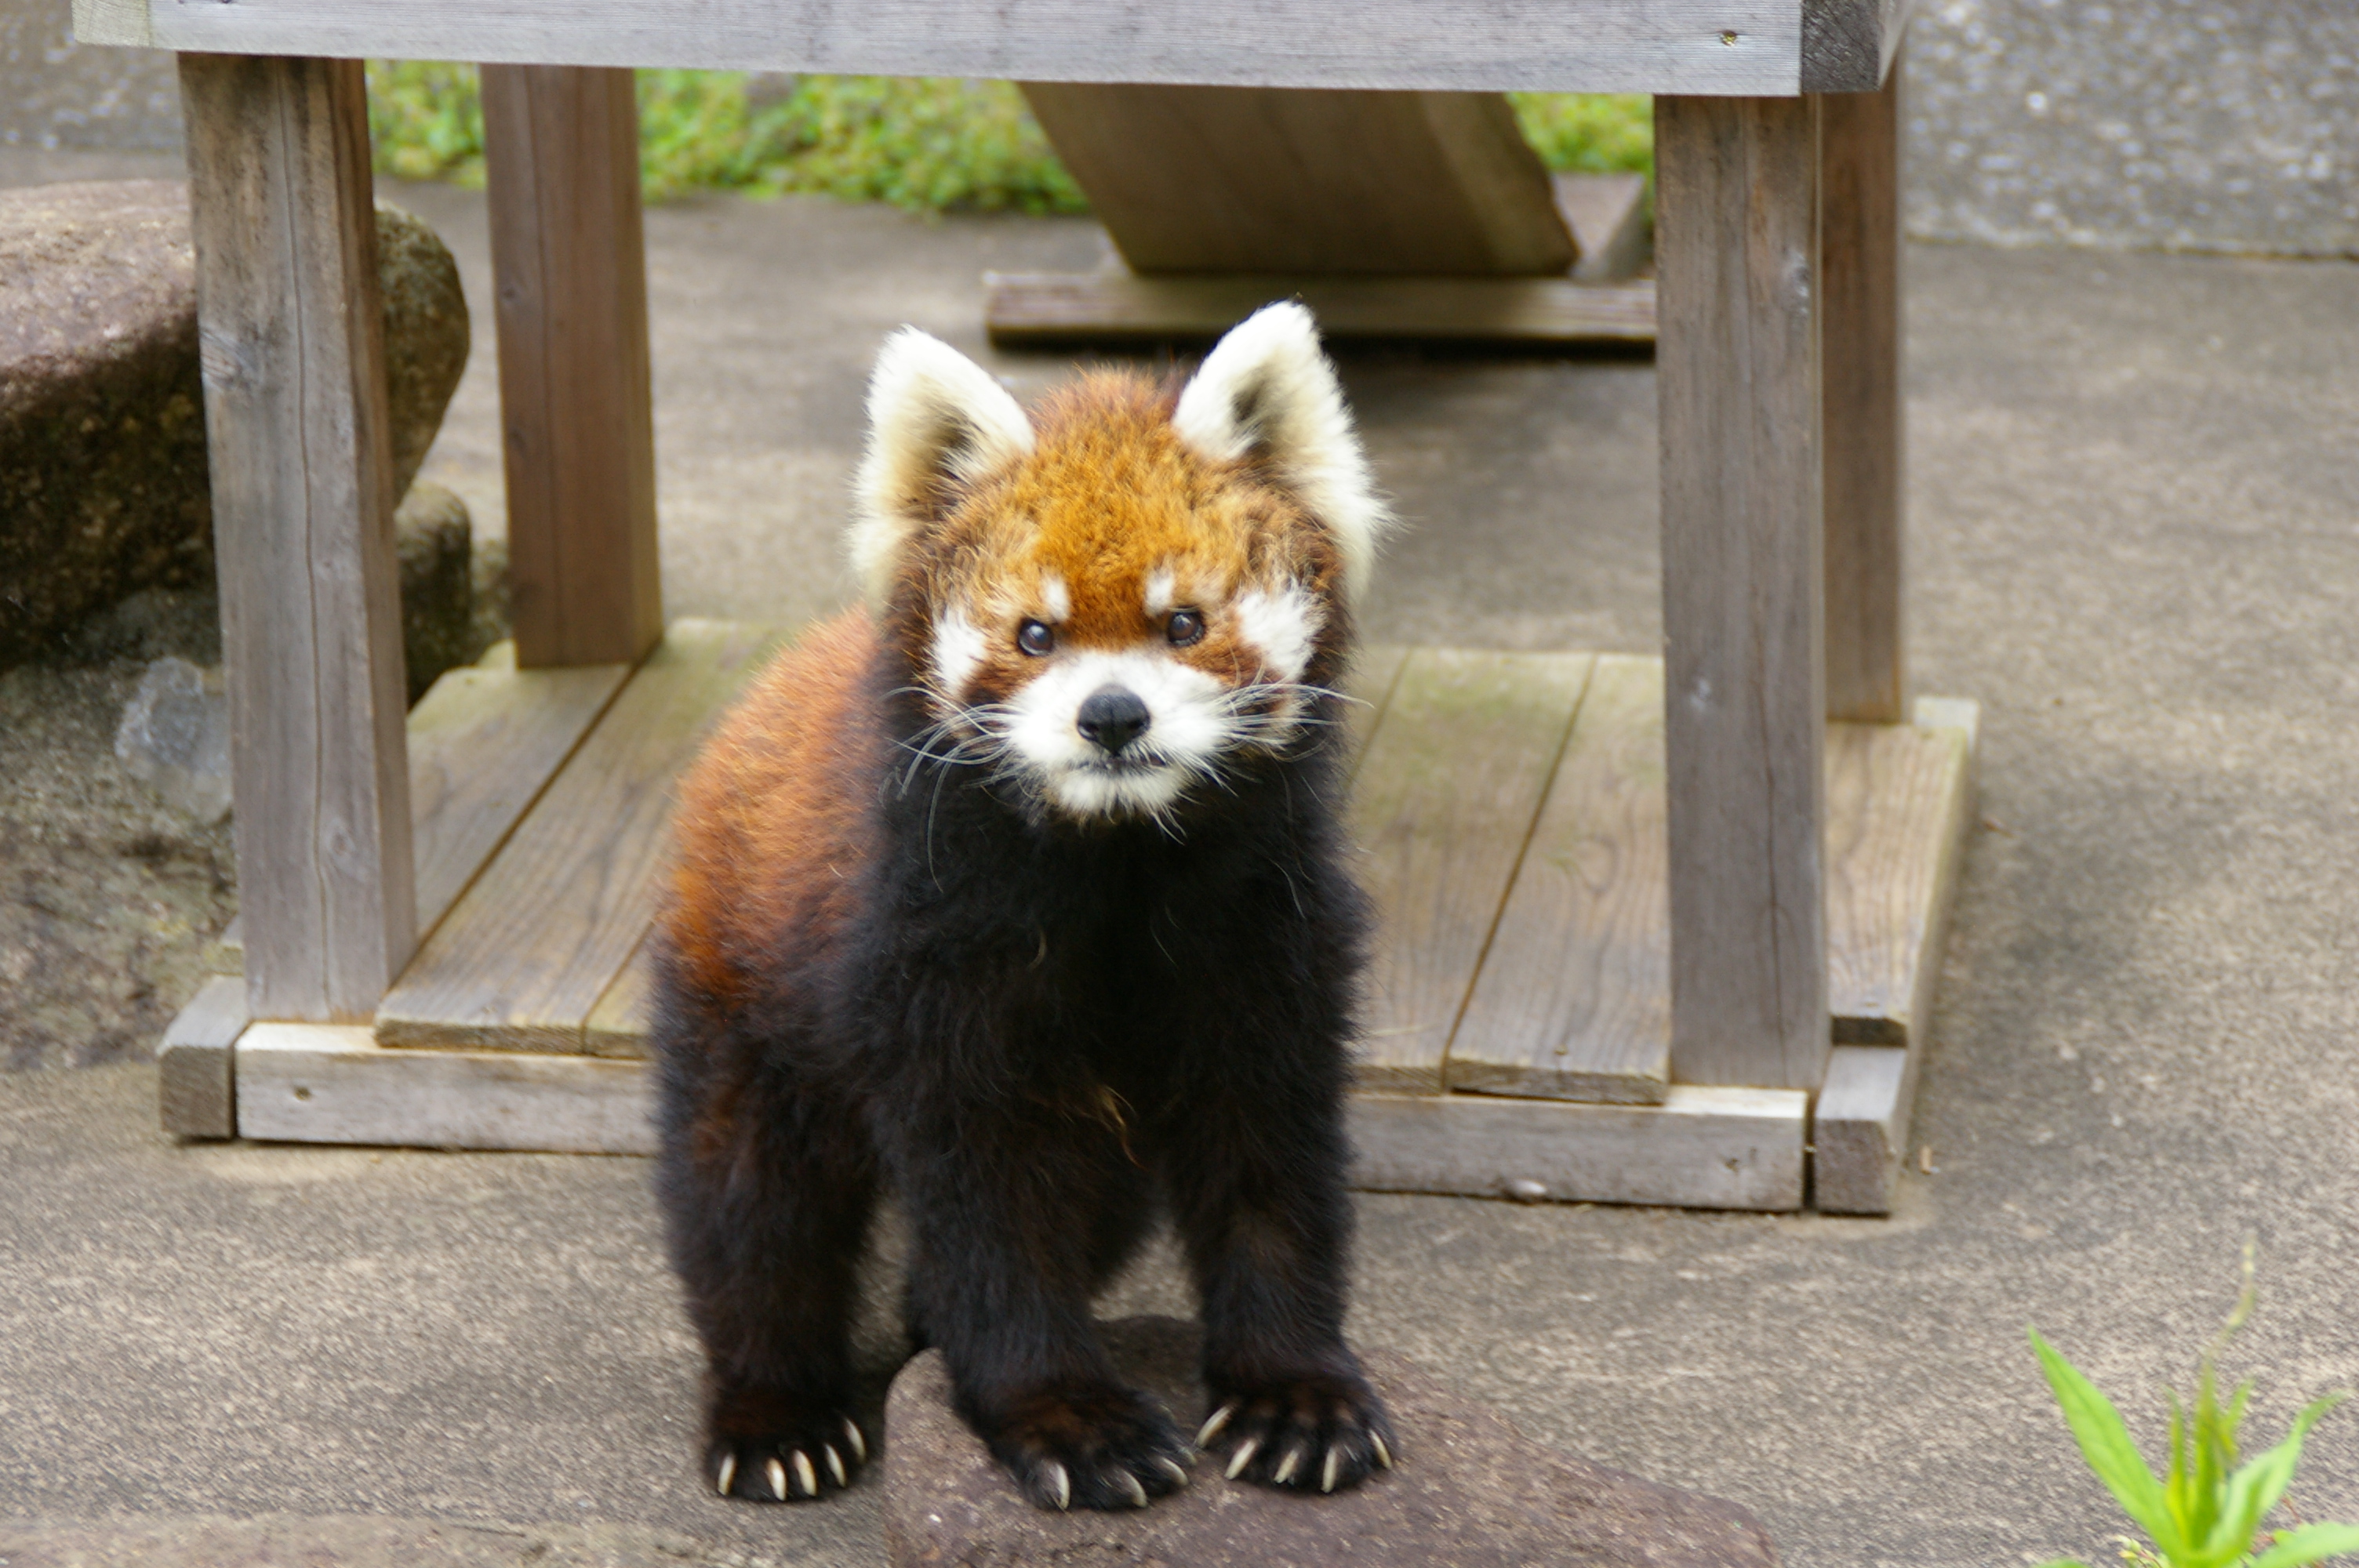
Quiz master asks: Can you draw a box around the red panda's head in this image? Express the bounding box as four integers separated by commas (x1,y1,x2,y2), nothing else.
849,304,1393,824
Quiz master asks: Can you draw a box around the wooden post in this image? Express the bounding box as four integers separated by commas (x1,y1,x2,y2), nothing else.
1653,95,1830,1093
1819,46,1906,724
178,53,417,1022
480,64,663,668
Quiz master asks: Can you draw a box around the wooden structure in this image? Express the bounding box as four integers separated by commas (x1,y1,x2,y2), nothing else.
85,0,1962,1214
987,85,1659,347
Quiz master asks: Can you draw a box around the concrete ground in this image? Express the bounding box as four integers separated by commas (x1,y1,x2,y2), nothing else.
5,152,2359,1567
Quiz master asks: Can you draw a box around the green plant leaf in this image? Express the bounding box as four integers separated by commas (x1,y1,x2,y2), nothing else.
2250,1523,2359,1568
2202,1397,2349,1565
2031,1330,2190,1559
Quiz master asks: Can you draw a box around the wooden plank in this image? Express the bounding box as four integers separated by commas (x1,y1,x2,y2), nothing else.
1811,1044,1916,1214
1020,86,1573,277
1343,642,1412,776
1824,700,1975,1047
125,2,1833,96
1819,45,1906,723
1654,93,1829,1092
1800,0,1914,93
986,274,1656,349
237,1023,656,1153
1449,655,1670,1105
180,53,416,1023
1351,1087,1807,1210
1557,172,1652,285
376,619,785,1054
580,938,655,1059
1350,649,1593,1094
69,0,151,46
158,975,249,1138
405,641,633,943
481,64,663,669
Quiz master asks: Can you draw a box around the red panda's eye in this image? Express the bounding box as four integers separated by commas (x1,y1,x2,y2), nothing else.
1017,620,1056,657
1166,609,1205,647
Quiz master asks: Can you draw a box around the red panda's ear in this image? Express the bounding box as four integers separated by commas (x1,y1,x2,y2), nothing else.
1172,303,1394,602
850,328,1034,608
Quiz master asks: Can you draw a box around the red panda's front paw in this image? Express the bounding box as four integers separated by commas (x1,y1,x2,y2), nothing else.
705,1406,869,1503
983,1385,1194,1512
1198,1370,1396,1495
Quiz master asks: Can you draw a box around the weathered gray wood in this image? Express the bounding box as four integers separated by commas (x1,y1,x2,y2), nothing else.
1558,172,1652,285
580,938,654,1059
405,641,633,942
158,975,249,1138
237,1024,656,1152
1343,643,1412,777
1450,655,1670,1105
1350,650,1594,1094
1824,700,1975,1047
1654,93,1829,1093
180,53,416,1023
481,64,663,669
68,0,150,45
376,619,784,1054
987,274,1656,349
1352,1087,1807,1210
1819,46,1906,723
1800,0,1913,93
1811,1044,1914,1213
1021,86,1573,277
118,2,1861,96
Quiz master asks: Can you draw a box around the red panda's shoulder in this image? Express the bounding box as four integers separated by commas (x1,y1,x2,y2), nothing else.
665,608,882,994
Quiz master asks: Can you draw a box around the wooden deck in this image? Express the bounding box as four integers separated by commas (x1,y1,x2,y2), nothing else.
194,621,1975,1212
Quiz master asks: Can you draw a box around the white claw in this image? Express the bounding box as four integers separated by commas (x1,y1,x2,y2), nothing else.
793,1450,818,1497
1274,1446,1303,1485
715,1453,736,1496
1322,1446,1341,1493
824,1443,847,1487
1121,1471,1149,1508
1045,1461,1071,1511
1224,1436,1261,1480
1195,1403,1236,1447
1371,1432,1394,1471
765,1457,788,1500
1158,1456,1190,1487
844,1418,868,1463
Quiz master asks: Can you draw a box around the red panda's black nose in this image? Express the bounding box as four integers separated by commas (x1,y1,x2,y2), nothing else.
1077,685,1151,756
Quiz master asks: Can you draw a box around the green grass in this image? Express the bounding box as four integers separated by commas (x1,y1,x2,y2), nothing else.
365,65,1653,212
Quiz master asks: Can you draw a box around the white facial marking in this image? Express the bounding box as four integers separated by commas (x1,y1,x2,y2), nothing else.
1143,567,1177,617
1231,583,1325,683
1003,646,1232,819
1040,572,1071,622
929,608,987,710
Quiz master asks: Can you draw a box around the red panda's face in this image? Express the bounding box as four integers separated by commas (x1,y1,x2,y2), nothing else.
851,306,1392,824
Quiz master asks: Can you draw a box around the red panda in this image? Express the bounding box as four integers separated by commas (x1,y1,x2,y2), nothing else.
652,303,1398,1513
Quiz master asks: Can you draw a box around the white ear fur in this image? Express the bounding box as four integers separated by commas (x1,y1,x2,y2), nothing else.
849,328,1034,608
1172,302,1392,601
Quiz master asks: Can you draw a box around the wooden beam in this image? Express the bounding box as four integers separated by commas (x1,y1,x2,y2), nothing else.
1020,85,1572,277
481,64,663,668
237,1024,656,1152
1818,45,1906,722
985,274,1655,349
1800,0,1914,93
1653,93,1829,1092
115,2,1864,96
158,975,249,1138
179,53,416,1022
1352,1087,1808,1211
1811,1044,1915,1213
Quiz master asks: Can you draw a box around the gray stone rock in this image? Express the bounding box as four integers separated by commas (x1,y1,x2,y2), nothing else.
0,180,471,668
113,655,230,825
397,480,475,704
881,1316,1779,1568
